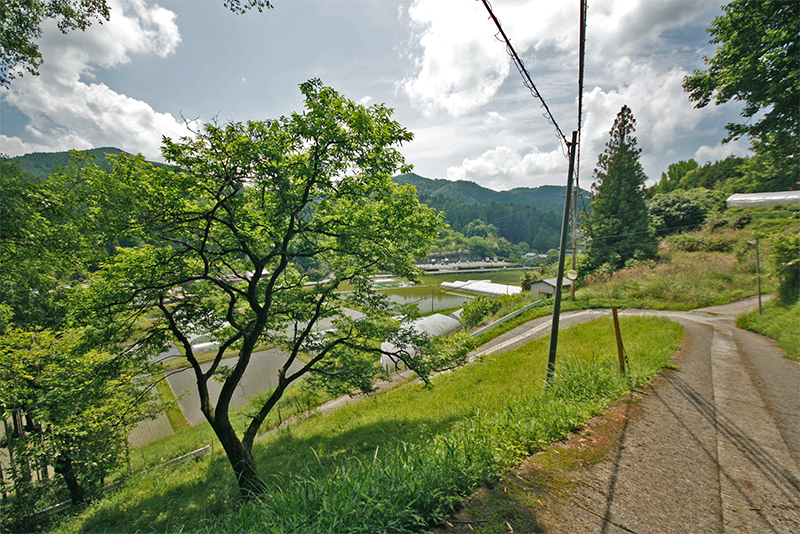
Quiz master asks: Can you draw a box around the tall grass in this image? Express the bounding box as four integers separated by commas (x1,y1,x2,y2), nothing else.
738,299,800,360
578,250,769,310
191,316,680,534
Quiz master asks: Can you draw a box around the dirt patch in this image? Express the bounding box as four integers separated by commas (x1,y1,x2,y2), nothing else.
432,391,646,534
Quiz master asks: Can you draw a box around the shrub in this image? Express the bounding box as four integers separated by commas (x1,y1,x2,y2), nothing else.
461,296,501,329
770,234,800,304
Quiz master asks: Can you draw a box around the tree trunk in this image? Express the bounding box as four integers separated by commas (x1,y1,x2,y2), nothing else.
53,455,85,505
212,419,264,499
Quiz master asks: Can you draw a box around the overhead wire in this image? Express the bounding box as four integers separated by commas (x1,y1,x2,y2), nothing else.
479,0,569,149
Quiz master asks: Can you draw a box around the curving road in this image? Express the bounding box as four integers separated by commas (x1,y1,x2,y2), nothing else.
474,297,800,533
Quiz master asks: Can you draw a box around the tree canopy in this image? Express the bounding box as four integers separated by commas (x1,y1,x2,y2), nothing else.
0,328,158,520
683,0,799,186
75,80,456,498
583,105,657,272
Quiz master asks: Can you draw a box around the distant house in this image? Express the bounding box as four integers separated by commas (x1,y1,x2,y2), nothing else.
524,252,548,262
530,277,572,299
726,191,800,208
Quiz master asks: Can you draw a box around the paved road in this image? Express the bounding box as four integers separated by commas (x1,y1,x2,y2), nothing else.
480,297,800,534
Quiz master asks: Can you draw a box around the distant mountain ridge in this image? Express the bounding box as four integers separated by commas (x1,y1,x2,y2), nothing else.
9,148,576,249
10,147,130,180
393,172,588,213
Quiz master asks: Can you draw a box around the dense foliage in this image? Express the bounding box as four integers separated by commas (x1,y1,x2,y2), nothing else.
0,328,158,527
420,194,561,252
684,0,799,190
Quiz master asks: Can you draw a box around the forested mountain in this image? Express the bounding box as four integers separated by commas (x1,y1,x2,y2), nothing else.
394,173,589,251
418,194,562,252
9,147,130,180
394,172,587,214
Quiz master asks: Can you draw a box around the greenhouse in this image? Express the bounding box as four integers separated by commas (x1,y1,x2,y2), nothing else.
726,190,800,208
440,280,522,297
380,313,463,371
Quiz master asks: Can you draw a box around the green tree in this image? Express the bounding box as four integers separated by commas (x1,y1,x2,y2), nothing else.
0,0,272,86
650,159,698,196
683,1,799,184
583,105,657,272
679,155,747,191
519,271,537,292
76,80,452,498
647,190,708,236
0,327,158,517
770,234,800,304
0,155,98,326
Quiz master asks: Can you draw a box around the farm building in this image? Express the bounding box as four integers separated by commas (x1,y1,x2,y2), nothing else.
726,190,800,208
440,280,522,297
530,277,572,299
380,313,462,371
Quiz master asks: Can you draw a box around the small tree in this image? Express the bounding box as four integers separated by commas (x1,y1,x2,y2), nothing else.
77,80,454,498
583,105,657,272
520,271,537,292
0,328,157,515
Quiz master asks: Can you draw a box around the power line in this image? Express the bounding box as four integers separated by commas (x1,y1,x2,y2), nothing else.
479,0,568,148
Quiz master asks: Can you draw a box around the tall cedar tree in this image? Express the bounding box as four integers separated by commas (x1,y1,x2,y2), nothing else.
583,105,657,271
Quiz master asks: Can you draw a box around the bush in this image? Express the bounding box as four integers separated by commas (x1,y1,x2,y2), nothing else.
647,191,708,235
770,234,800,304
460,296,501,329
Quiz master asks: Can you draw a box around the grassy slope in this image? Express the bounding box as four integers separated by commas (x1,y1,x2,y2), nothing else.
52,316,681,534
46,215,797,533
738,299,800,360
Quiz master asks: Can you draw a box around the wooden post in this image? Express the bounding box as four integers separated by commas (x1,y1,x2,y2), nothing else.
612,307,625,375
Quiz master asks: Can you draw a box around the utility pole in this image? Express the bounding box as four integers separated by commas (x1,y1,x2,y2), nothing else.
546,131,578,385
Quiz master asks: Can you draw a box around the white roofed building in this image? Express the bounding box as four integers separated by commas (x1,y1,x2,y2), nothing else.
440,280,522,297
726,191,800,208
380,313,462,371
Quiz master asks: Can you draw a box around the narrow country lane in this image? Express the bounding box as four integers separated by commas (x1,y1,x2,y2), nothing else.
442,296,799,533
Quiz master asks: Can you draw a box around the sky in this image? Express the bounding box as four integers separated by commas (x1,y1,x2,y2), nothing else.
0,0,752,191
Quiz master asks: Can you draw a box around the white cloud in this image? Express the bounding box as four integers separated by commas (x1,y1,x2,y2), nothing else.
399,0,718,121
695,139,752,164
0,0,187,160
447,144,567,190
400,0,510,116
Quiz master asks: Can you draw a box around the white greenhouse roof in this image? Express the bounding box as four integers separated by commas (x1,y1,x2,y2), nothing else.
727,191,800,208
380,313,463,370
441,280,522,297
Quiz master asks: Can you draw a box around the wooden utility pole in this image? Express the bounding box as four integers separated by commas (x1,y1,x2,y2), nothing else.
546,131,578,385
612,307,626,375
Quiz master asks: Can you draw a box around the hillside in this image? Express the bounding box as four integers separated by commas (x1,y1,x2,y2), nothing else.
10,147,130,180
8,150,577,250
394,172,590,214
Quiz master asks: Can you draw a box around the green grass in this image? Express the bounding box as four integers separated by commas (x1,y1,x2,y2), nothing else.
577,250,772,310
50,316,681,534
738,299,800,360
